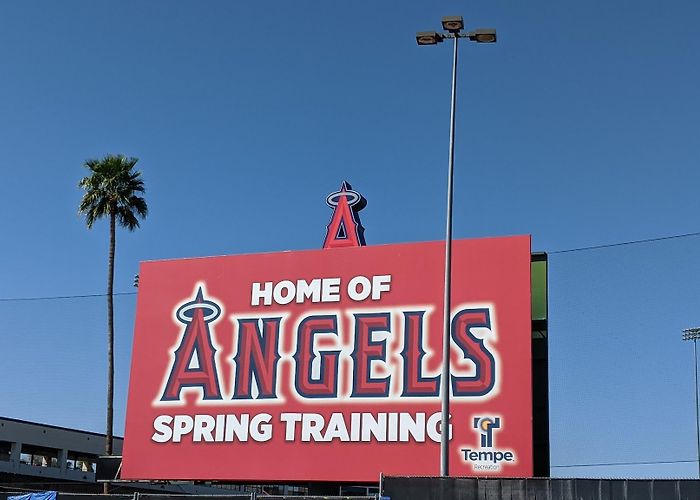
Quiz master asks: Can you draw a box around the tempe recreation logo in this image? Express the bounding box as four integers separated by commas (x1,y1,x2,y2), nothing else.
461,416,517,471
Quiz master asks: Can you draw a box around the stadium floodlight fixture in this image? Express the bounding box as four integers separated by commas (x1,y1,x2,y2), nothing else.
467,28,497,43
683,327,700,341
416,31,444,45
441,16,464,33
416,15,497,478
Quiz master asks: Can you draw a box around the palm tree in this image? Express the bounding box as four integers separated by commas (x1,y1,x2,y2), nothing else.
78,154,148,469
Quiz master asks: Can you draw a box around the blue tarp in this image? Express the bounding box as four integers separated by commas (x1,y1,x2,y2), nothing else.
8,491,57,500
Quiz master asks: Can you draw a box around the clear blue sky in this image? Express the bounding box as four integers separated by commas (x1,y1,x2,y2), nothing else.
1,0,700,480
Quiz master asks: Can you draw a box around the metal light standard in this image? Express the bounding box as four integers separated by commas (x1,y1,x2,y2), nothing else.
682,327,700,479
416,16,497,477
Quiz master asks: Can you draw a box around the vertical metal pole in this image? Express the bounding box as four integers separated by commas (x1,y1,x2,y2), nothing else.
440,33,459,478
694,339,700,479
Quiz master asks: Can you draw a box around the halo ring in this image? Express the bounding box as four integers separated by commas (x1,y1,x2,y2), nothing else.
177,301,221,323
326,190,361,208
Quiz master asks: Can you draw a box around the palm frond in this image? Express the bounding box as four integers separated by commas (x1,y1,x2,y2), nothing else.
78,154,148,230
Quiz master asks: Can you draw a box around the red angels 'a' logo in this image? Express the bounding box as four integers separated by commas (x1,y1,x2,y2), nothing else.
323,181,367,249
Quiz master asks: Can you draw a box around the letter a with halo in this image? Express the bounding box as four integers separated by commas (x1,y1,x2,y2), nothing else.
323,181,367,249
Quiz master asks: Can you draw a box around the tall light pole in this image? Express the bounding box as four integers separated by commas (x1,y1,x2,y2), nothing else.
416,16,497,477
682,327,700,479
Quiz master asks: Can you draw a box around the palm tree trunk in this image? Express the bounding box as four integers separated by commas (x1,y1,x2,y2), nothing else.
104,212,115,495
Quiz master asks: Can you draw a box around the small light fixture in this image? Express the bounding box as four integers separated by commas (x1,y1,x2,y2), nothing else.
467,28,497,43
416,31,444,45
441,15,464,33
684,328,700,341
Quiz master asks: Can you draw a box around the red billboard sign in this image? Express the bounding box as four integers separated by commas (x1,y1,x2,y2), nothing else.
122,235,532,481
